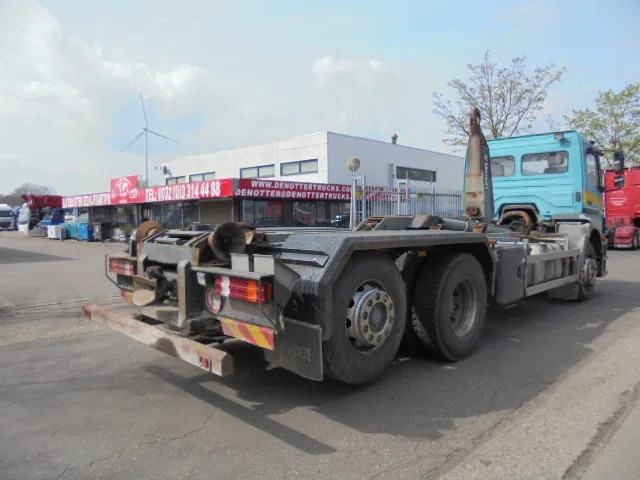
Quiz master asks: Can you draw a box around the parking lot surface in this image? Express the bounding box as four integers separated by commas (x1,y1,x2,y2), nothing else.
1,231,640,479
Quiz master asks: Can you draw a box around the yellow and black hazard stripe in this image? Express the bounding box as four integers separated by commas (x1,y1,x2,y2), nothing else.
220,318,275,350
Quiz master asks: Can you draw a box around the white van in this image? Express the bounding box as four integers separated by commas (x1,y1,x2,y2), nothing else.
0,204,16,230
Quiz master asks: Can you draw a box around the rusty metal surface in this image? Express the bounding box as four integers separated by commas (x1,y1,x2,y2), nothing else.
464,107,494,222
82,302,233,377
135,221,164,243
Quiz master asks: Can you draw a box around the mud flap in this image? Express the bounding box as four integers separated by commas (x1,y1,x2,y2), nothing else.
264,318,323,381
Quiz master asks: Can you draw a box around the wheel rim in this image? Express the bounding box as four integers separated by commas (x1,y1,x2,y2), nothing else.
346,282,395,351
582,255,597,288
449,279,477,337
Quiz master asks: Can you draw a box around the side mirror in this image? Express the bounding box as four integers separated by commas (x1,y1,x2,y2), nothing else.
614,150,625,174
615,176,625,189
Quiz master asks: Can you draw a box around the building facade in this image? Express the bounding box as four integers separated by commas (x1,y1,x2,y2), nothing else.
60,132,464,239
162,131,464,191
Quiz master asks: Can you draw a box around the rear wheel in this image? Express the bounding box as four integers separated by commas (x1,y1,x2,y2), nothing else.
578,242,597,301
632,233,638,251
323,253,407,384
411,253,487,361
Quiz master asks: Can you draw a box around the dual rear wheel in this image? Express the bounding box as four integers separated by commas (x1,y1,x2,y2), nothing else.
323,252,487,384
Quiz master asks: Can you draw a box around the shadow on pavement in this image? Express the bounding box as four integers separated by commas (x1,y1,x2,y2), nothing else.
0,246,70,264
142,277,640,453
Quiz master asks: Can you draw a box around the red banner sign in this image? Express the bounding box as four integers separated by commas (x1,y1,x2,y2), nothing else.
63,177,390,207
110,175,141,204
62,192,111,208
235,179,351,201
142,179,235,203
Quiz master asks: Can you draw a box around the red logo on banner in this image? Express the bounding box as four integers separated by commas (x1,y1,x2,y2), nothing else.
110,175,140,204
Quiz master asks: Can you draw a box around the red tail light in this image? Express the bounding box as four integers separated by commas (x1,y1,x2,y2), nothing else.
109,258,137,276
215,275,272,304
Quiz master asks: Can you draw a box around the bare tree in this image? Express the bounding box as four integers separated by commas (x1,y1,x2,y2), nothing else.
0,183,57,206
433,52,566,147
11,183,57,196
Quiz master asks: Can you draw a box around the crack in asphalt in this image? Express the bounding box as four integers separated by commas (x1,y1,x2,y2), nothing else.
53,467,68,480
167,410,217,442
72,408,218,475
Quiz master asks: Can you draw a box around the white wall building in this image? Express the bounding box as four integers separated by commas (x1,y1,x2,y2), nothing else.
162,131,464,191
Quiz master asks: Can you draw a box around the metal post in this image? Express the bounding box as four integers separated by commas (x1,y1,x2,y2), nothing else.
144,129,149,184
350,172,356,230
430,182,435,215
361,174,367,224
405,175,410,215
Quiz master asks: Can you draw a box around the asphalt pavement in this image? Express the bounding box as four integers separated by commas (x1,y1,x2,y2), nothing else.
1,231,639,480
582,400,640,480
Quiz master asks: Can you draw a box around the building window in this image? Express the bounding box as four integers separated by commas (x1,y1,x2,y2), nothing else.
242,199,283,226
182,201,199,227
395,166,436,182
163,203,183,229
189,172,215,182
293,202,317,226
115,206,135,228
330,202,350,228
280,159,319,176
240,165,275,179
293,201,339,227
166,176,187,185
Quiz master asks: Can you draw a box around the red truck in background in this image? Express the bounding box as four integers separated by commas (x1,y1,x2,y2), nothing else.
605,168,640,249
17,194,63,234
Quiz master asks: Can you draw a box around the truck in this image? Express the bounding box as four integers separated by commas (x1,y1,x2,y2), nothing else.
604,167,640,249
17,194,63,235
85,109,608,384
0,204,16,230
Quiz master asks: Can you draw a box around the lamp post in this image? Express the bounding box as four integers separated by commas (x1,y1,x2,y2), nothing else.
347,157,361,230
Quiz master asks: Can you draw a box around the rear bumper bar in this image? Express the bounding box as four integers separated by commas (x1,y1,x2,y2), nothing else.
82,303,233,377
81,302,324,381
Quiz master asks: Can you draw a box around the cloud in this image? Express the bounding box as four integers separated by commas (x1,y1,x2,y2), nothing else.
311,55,396,88
0,1,442,195
310,55,404,132
0,0,210,194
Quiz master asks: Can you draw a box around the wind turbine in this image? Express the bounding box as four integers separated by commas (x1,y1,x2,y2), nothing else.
121,94,179,182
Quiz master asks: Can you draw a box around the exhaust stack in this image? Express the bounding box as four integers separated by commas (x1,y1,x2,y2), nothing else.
464,107,494,223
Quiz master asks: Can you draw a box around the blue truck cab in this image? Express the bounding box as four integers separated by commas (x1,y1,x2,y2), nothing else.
486,130,606,276
488,131,605,233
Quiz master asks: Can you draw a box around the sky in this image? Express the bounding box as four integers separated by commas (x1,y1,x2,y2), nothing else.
1,0,638,195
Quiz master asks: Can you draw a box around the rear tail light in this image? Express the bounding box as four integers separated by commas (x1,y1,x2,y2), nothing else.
109,258,137,276
215,275,272,304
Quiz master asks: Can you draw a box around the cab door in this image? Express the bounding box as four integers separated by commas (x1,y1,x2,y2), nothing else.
584,152,605,232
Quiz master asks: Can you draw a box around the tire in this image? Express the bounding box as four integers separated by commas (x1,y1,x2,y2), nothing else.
323,253,407,384
578,242,597,301
411,253,487,361
632,233,638,251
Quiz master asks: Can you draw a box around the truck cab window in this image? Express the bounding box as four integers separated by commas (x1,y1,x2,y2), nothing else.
522,151,569,175
490,156,515,177
586,153,599,188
